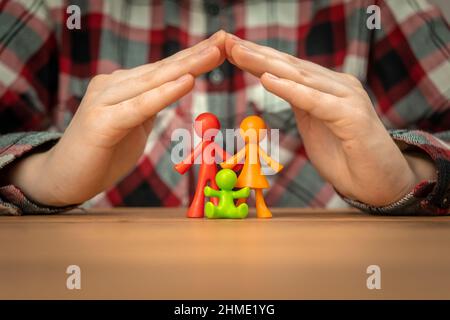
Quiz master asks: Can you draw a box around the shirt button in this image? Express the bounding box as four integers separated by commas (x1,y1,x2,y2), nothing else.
204,0,220,16
209,68,224,85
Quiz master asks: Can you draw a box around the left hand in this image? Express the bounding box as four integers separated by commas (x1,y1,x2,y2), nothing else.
225,34,436,206
4,31,227,207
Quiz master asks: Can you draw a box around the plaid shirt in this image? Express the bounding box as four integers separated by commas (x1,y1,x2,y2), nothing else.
0,0,449,215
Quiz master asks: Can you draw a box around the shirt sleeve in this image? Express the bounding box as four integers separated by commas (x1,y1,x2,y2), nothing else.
344,0,450,215
0,132,77,215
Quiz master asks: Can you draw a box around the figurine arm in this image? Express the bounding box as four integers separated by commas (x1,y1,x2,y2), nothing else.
214,144,243,172
220,147,246,169
232,187,250,199
174,140,207,174
258,146,283,173
204,186,221,197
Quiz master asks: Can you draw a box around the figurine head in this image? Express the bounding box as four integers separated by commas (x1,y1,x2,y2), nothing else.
194,112,221,141
239,115,267,143
215,169,237,191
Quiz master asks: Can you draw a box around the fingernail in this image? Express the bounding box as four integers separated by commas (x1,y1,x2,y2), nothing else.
198,46,214,55
264,72,279,80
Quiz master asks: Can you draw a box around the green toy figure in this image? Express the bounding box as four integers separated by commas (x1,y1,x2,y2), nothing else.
204,169,250,219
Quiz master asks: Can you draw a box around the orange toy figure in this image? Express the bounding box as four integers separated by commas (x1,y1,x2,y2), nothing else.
220,115,283,218
174,113,231,218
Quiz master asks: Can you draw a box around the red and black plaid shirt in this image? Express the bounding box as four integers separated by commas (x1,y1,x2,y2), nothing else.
0,0,449,215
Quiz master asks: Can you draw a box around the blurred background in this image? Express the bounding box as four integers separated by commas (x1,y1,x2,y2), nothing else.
430,0,450,21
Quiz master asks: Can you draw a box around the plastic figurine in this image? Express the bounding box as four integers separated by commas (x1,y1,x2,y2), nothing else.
221,115,283,218
204,169,250,219
174,112,231,218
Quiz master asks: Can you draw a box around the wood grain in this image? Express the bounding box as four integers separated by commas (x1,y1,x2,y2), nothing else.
1,208,449,299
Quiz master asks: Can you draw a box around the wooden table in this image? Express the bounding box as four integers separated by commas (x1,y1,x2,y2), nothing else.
0,208,449,299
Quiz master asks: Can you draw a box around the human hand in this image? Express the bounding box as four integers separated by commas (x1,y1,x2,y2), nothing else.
225,35,436,206
7,31,228,206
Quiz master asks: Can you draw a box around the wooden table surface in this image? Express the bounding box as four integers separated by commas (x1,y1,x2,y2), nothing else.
0,207,449,299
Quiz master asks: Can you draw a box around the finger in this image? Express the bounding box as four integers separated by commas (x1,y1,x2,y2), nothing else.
232,44,349,97
112,30,227,83
108,74,195,130
260,72,344,122
226,35,341,80
168,29,227,64
99,46,221,105
225,33,238,64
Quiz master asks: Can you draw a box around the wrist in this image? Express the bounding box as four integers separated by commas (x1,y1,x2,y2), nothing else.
339,134,420,207
404,152,437,183
369,152,437,207
369,128,437,206
5,148,70,207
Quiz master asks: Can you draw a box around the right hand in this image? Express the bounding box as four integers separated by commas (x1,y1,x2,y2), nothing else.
7,31,227,206
225,34,432,206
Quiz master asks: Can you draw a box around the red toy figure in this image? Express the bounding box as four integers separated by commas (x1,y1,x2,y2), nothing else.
174,113,232,218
